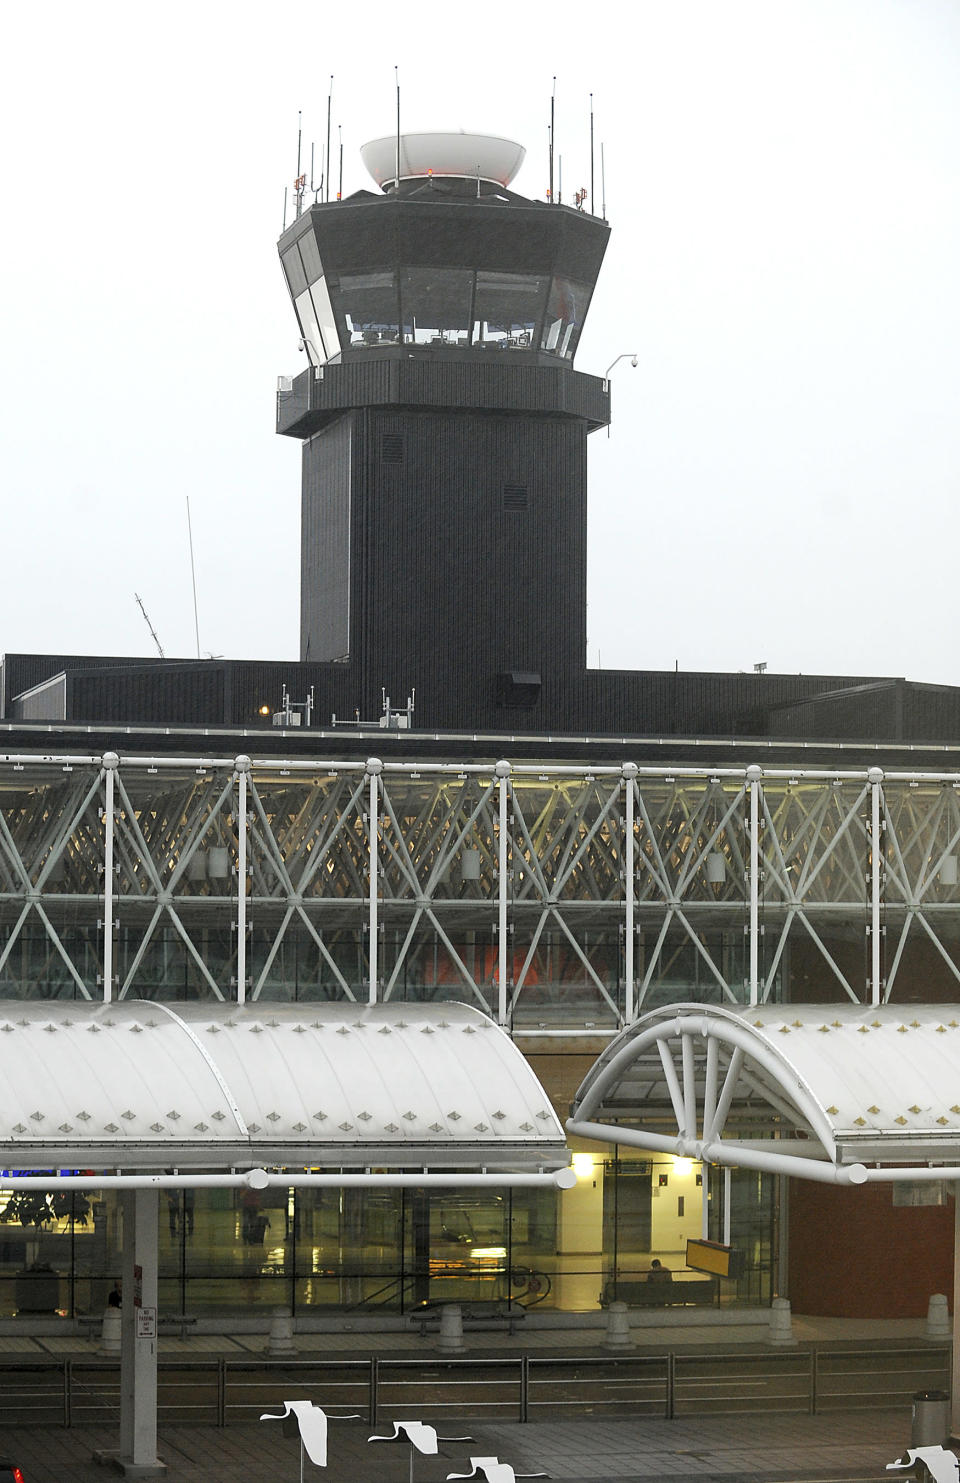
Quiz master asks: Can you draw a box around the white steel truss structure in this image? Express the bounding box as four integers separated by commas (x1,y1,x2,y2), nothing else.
3,750,960,1026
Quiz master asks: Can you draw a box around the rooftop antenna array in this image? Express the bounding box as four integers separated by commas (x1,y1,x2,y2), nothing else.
134,594,165,660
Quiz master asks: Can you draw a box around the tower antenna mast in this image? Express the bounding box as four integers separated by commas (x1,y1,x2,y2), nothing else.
294,110,306,218
135,594,165,660
589,93,594,215
394,66,401,189
326,76,333,202
549,76,555,202
186,497,201,660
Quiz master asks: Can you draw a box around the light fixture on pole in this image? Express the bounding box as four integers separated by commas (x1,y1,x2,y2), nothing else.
603,353,638,437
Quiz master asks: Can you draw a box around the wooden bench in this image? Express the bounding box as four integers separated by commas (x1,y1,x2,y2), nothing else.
602,1277,718,1308
410,1299,527,1336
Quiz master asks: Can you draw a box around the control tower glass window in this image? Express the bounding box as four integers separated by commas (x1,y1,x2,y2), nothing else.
338,271,400,347
474,272,545,349
542,275,592,360
400,268,472,346
295,288,330,366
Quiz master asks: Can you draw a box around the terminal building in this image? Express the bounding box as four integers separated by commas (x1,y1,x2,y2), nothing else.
2,132,960,1339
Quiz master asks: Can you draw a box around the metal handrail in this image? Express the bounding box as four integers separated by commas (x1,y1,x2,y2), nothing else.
0,1343,947,1429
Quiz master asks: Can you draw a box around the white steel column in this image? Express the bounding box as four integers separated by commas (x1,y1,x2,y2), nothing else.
701,1164,709,1239
119,1188,160,1477
747,764,762,1006
868,766,883,1006
496,760,511,1026
953,1186,960,1436
236,755,250,1007
623,762,637,1022
723,1167,732,1246
367,758,383,1004
102,751,118,1004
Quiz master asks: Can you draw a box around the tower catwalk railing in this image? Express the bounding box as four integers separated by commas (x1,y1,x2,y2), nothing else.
1,751,959,1024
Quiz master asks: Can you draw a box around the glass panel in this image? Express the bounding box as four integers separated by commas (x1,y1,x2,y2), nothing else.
337,271,399,347
474,272,544,349
298,229,323,283
403,1187,509,1309
541,276,592,360
281,244,307,297
250,919,365,1002
310,276,340,358
379,921,496,1014
295,288,328,367
400,268,472,346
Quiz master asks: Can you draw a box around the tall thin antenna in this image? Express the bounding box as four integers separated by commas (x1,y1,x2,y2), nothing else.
589,93,595,215
135,594,165,660
186,497,201,661
558,154,562,206
326,76,333,202
338,125,343,200
295,110,303,218
549,77,555,202
395,66,401,189
310,141,317,203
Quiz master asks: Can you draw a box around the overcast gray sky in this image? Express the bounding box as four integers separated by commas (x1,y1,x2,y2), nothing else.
3,0,959,685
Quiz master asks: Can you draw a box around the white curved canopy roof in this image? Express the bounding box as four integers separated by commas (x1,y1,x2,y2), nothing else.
568,1003,960,1185
0,1001,565,1172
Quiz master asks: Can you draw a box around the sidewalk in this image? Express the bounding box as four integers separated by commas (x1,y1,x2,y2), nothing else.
0,1315,949,1482
0,1408,928,1483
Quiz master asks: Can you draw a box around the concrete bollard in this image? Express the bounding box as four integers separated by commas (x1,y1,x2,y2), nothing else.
437,1303,465,1354
604,1300,634,1350
267,1309,296,1357
768,1297,797,1347
99,1306,122,1357
925,1293,951,1340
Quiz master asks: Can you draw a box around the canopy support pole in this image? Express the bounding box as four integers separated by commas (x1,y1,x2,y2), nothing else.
953,1185,960,1437
118,1189,163,1478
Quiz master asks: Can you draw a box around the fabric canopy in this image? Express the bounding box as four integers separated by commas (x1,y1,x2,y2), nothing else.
568,1002,960,1184
0,999,566,1171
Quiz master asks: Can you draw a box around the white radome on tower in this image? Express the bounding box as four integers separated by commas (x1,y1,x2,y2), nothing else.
360,132,526,190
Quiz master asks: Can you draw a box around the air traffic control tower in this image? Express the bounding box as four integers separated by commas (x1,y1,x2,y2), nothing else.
276,132,610,730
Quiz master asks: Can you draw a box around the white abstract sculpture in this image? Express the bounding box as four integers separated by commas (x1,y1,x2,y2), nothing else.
448,1457,548,1483
369,1420,473,1483
261,1400,329,1466
888,1448,960,1483
262,1400,362,1478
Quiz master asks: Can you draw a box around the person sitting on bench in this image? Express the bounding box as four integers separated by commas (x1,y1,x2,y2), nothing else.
647,1259,672,1282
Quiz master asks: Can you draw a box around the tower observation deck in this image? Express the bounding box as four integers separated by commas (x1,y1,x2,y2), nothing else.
276,131,610,730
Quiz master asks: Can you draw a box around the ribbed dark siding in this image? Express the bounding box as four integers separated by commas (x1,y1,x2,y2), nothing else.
301,416,352,662
277,359,610,438
342,406,588,731
1,652,172,712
